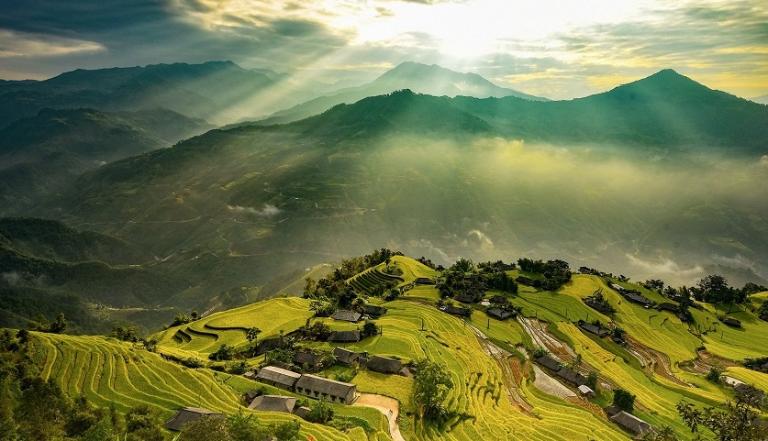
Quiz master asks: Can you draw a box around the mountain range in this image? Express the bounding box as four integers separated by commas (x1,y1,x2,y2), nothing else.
1,61,767,330
260,61,547,124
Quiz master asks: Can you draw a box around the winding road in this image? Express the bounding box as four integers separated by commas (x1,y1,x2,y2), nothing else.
354,393,405,441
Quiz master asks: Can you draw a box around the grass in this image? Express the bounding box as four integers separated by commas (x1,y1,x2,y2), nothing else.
306,298,631,441
154,297,314,356
27,332,376,441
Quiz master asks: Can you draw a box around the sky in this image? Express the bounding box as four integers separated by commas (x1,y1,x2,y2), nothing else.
0,0,766,99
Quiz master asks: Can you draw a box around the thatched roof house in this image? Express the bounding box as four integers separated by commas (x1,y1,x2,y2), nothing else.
366,355,403,374
361,304,387,318
328,330,361,343
256,366,301,389
557,367,588,386
610,411,652,436
295,374,357,404
578,385,595,397
578,320,610,337
623,291,654,307
332,310,362,322
334,347,364,365
165,407,220,431
535,355,562,372
293,351,322,369
441,305,471,317
248,395,297,413
486,308,514,320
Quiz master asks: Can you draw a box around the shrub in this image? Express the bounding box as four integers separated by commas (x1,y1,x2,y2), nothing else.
613,389,636,412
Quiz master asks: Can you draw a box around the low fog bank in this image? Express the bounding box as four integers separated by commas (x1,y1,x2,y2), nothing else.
339,135,768,286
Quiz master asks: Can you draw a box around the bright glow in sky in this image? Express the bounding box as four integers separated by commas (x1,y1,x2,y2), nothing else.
1,0,766,99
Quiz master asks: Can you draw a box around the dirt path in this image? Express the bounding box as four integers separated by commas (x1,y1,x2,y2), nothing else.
469,325,534,413
518,317,576,361
625,337,689,386
532,365,576,399
354,393,405,441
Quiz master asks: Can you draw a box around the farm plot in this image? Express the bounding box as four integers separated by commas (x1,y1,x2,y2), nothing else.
28,332,368,441
156,297,314,355
317,300,630,441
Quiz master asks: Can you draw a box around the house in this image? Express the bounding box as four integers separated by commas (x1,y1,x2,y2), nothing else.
489,295,508,305
332,310,362,322
578,385,595,397
243,370,256,380
361,304,387,318
557,367,588,386
656,302,679,313
334,347,364,365
577,320,610,337
535,355,562,372
454,292,478,304
256,366,301,390
366,355,403,374
622,291,654,307
610,411,652,436
165,407,221,431
441,305,471,317
255,337,283,355
721,317,742,328
249,395,297,413
294,374,357,404
610,283,625,292
328,330,361,343
293,351,323,370
294,406,311,420
723,376,745,388
486,308,514,320
603,405,621,417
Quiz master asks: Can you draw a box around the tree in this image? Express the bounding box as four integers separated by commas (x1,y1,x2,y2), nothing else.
125,405,166,441
706,367,722,384
412,359,453,420
677,398,768,441
306,398,334,423
613,389,636,412
586,372,599,391
48,313,67,334
361,321,378,338
228,413,270,441
209,344,235,361
272,420,301,441
303,277,317,297
246,327,261,356
178,415,229,441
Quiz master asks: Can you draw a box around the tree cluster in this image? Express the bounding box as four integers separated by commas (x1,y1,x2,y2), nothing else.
178,413,300,441
517,258,572,290
412,359,453,421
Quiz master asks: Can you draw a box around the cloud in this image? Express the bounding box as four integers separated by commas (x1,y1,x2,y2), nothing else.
228,204,282,217
0,29,104,58
465,229,494,250
625,254,704,278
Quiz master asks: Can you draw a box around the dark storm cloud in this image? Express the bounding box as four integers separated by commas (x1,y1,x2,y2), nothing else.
0,0,349,80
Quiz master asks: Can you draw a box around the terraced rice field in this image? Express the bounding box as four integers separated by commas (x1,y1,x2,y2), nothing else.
559,276,702,365
348,268,404,294
312,300,630,441
557,322,718,438
28,332,370,441
155,297,314,356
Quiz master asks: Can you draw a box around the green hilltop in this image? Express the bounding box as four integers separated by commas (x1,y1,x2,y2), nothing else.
3,251,767,440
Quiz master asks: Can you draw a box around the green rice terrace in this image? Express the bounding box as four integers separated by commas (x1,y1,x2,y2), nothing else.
3,252,768,441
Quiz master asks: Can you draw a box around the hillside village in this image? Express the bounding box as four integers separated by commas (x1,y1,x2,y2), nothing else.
2,250,768,441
